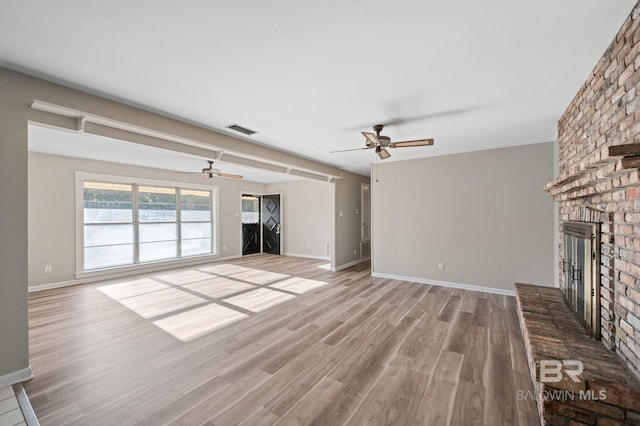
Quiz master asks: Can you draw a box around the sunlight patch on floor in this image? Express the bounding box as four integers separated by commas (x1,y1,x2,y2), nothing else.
97,278,168,299
183,277,255,298
198,264,254,275
223,288,297,313
153,303,248,342
155,269,217,285
269,277,328,294
108,287,207,319
228,269,291,285
96,262,329,342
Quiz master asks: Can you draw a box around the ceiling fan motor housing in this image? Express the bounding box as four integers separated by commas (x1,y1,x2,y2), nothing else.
377,135,391,147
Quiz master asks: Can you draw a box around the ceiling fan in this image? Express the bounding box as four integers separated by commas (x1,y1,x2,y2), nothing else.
201,160,243,179
331,124,434,160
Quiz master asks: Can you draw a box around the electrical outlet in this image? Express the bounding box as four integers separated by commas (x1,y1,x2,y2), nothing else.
354,249,358,255
438,262,445,271
44,265,53,274
307,243,311,249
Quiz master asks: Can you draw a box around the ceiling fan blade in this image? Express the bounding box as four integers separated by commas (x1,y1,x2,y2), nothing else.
376,146,391,160
330,147,371,153
390,138,434,148
361,131,379,147
217,172,243,179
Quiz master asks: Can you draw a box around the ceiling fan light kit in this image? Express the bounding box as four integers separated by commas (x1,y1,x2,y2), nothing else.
332,124,434,160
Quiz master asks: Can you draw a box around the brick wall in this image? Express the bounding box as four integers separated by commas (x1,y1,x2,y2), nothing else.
548,4,640,377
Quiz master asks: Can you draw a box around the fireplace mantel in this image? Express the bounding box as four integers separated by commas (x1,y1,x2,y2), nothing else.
544,144,640,202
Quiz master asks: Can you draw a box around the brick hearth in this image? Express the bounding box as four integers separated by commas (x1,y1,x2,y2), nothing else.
516,283,640,426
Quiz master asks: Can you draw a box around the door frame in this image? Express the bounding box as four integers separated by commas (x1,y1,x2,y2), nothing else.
239,192,283,256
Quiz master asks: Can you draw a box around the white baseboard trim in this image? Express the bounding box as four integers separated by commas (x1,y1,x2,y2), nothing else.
332,257,369,272
370,272,516,296
29,254,243,292
0,367,32,389
283,252,330,261
13,383,39,426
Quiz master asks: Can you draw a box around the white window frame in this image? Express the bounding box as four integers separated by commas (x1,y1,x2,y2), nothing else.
75,171,219,279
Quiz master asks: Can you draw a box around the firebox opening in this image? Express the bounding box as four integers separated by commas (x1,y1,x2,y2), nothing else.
562,221,601,339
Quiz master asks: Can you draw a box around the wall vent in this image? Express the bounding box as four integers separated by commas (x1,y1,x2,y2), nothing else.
226,124,257,135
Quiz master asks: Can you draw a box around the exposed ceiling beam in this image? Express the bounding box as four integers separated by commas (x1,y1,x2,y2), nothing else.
30,99,343,181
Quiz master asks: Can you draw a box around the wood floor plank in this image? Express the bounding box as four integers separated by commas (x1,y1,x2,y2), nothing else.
274,376,344,426
459,324,489,385
170,368,271,425
213,341,336,425
344,354,418,425
25,254,539,425
450,380,485,426
445,310,475,354
415,350,464,425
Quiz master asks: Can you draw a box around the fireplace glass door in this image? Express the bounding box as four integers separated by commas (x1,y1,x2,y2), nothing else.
562,222,600,339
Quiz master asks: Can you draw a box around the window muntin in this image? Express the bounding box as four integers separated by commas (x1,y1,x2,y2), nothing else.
81,180,215,271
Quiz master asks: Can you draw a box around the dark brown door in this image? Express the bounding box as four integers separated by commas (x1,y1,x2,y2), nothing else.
262,194,281,255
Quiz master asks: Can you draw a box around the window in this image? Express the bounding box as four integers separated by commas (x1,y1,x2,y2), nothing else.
138,186,178,263
83,182,135,270
79,175,216,272
181,189,214,256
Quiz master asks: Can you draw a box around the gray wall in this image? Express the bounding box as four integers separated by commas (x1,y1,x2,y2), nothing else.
28,152,268,287
265,180,333,260
371,142,554,292
0,70,29,383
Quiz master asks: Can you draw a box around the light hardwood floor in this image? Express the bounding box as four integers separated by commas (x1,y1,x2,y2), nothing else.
26,255,538,425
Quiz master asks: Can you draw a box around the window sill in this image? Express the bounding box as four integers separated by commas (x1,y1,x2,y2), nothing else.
75,253,220,280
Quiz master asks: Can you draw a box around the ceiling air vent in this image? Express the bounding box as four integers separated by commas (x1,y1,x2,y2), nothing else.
226,124,257,136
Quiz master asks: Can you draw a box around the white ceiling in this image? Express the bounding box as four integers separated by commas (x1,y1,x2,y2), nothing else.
0,1,635,177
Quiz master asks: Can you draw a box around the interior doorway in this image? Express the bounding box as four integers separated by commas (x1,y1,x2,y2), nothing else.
361,183,371,259
241,195,261,255
241,193,282,256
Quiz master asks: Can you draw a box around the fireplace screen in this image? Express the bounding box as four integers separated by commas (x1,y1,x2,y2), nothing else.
562,222,600,339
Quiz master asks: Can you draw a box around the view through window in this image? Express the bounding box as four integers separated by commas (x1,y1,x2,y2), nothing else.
82,179,215,271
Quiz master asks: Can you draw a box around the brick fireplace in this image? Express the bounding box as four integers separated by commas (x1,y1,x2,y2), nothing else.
515,4,640,425
545,2,640,378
